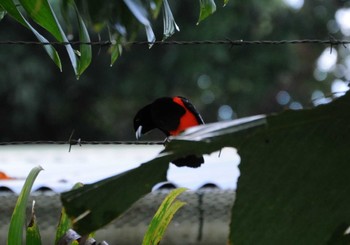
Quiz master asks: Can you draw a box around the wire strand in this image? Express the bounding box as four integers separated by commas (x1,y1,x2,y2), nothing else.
0,140,163,146
0,39,349,46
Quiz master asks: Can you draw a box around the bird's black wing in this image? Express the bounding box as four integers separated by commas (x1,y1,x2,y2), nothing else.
178,96,204,124
151,97,186,135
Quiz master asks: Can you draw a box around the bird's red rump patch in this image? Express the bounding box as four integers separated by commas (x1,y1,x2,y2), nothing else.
170,97,200,135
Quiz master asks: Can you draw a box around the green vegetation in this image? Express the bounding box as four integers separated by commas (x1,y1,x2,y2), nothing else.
0,0,223,76
26,202,42,245
6,167,185,244
8,166,43,245
142,188,187,245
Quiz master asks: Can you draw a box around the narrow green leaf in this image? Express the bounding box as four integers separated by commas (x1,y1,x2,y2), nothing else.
73,3,92,78
223,0,229,7
26,201,42,245
0,0,62,71
55,183,83,245
0,0,26,26
19,0,78,76
55,208,73,245
19,0,62,41
109,40,123,67
123,0,155,46
143,188,187,245
61,159,169,235
162,0,179,40
197,0,217,25
7,166,43,245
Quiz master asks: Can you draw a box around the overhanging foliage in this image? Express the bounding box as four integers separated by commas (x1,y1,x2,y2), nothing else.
0,0,227,77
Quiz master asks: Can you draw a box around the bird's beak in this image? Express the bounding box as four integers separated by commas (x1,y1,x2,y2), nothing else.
136,126,143,140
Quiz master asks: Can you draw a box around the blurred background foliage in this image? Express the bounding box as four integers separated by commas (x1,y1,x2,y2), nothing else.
0,0,349,141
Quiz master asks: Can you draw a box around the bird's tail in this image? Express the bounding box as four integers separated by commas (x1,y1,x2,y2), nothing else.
172,155,204,168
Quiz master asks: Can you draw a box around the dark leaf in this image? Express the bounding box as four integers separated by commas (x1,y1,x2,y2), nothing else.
229,92,350,244
61,158,169,234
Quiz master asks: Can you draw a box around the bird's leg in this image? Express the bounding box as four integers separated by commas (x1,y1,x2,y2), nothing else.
163,137,171,146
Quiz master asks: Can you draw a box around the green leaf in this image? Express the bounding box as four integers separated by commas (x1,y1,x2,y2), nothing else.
19,0,62,41
7,166,43,245
26,201,42,245
0,0,25,26
143,188,187,245
229,92,350,244
123,0,155,46
61,159,169,235
73,2,92,78
197,0,217,25
55,208,73,244
18,0,78,76
0,0,62,71
223,0,229,7
162,0,179,40
109,40,123,67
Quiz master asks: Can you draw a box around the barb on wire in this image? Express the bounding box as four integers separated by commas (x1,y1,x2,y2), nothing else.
68,129,76,152
0,39,349,47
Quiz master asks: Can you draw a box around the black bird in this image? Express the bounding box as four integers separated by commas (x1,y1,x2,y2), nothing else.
134,96,204,168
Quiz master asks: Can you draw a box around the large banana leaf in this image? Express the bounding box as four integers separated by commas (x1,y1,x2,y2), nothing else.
62,92,350,243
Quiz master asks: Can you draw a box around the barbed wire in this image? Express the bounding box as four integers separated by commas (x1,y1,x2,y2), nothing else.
0,140,164,152
0,39,349,47
0,140,163,146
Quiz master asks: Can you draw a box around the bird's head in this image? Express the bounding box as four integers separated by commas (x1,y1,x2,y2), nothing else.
133,104,155,139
